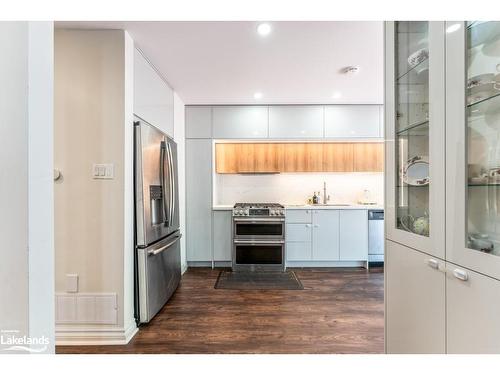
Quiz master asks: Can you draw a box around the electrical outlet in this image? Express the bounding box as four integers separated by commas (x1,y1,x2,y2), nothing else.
92,163,114,179
66,274,79,293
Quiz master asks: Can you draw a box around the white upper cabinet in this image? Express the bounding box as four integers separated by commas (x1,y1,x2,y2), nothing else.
186,106,212,138
269,106,324,138
324,105,382,138
212,106,268,139
134,49,174,136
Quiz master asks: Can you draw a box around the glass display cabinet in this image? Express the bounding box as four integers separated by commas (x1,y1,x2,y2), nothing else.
447,21,500,280
385,21,445,258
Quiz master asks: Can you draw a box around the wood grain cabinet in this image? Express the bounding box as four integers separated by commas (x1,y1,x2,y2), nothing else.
353,143,384,172
283,143,323,172
215,143,284,173
215,142,383,174
323,143,354,172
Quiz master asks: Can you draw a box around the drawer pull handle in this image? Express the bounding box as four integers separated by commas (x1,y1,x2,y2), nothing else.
305,224,311,228
453,268,469,281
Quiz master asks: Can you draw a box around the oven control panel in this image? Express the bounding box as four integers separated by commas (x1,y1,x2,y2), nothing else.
232,206,285,217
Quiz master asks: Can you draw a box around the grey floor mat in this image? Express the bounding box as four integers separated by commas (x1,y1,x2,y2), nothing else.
214,270,304,290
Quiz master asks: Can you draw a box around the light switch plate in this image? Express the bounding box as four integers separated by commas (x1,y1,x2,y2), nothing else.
92,163,114,179
66,274,79,293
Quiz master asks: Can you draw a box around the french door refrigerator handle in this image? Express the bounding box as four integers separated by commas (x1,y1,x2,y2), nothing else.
160,141,169,226
167,141,175,225
148,234,182,256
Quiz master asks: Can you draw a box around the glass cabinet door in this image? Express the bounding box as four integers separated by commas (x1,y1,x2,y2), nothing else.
395,21,430,236
385,22,445,258
446,21,500,280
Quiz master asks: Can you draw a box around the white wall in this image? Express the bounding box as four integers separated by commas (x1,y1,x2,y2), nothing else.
0,21,54,354
173,93,187,273
54,29,136,344
215,172,384,206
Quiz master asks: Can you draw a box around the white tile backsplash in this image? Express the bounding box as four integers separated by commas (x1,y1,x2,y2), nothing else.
214,172,384,206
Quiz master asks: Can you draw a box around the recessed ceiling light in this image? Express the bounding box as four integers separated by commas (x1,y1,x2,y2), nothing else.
332,91,342,99
257,23,272,37
446,23,461,33
254,92,263,100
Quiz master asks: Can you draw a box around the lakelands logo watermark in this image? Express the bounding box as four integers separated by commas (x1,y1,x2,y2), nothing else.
1,329,49,353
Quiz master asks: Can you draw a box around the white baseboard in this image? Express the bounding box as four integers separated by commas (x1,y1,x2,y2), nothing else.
181,263,188,274
56,320,138,346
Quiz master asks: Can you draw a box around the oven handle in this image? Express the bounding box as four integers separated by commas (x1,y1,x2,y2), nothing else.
233,239,285,244
233,217,285,223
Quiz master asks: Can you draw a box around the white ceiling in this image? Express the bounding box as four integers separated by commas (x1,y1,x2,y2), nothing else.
55,21,384,105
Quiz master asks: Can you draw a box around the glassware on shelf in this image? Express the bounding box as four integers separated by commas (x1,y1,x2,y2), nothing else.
395,21,430,236
466,21,500,255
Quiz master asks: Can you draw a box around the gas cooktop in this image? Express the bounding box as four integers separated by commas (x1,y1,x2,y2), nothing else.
234,203,284,208
233,203,285,217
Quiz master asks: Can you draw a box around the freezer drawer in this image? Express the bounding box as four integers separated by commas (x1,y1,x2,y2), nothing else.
137,232,181,323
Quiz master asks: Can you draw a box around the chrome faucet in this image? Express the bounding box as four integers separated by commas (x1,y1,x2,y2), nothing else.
323,181,330,204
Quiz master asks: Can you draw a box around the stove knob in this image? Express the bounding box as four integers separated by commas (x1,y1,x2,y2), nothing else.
270,209,275,215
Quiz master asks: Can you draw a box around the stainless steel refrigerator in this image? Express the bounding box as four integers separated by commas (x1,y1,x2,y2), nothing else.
134,116,181,324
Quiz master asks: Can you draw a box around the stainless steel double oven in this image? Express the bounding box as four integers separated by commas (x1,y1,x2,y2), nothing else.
232,203,286,271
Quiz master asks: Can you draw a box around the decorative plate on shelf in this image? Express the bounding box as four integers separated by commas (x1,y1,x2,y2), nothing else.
407,48,428,69
402,156,430,186
467,73,500,105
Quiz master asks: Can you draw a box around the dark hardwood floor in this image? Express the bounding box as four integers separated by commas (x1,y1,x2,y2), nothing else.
57,267,384,354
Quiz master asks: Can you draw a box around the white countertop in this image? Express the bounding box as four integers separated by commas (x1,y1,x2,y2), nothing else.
284,204,383,210
213,204,383,211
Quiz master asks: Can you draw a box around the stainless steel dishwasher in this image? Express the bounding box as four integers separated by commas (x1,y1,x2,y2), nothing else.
368,210,384,263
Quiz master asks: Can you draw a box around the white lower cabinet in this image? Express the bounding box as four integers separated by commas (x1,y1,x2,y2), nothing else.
385,240,446,353
286,242,312,261
213,211,232,262
446,264,500,354
339,210,368,261
286,223,312,242
286,209,368,264
312,210,340,261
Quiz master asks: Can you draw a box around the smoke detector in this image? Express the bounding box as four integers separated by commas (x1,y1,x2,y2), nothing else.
343,66,360,74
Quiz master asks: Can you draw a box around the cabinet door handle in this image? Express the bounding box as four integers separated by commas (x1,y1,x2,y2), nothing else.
305,224,311,228
427,258,439,270
314,224,319,228
453,268,469,281
426,258,446,273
